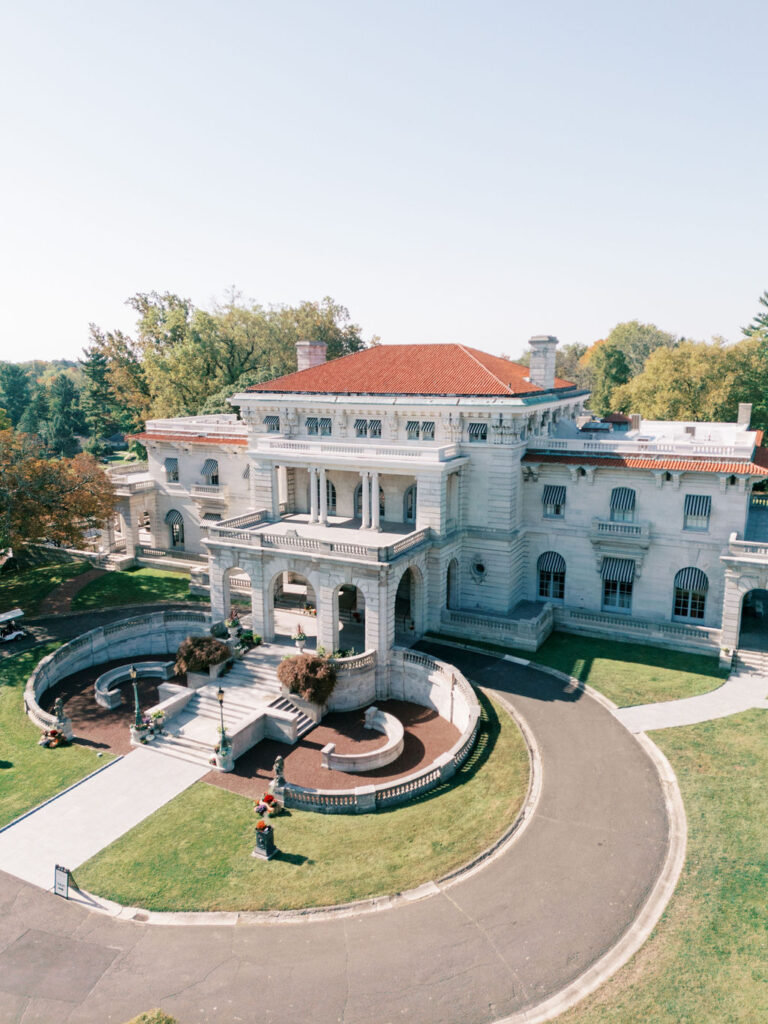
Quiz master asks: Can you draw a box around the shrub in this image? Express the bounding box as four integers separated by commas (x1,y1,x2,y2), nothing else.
210,621,229,639
175,635,230,675
276,654,337,705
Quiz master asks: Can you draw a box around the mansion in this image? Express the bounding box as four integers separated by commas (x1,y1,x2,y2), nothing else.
106,336,768,663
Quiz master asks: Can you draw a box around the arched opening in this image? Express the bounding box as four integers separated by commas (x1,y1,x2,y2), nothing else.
672,567,708,621
537,551,565,601
739,588,768,650
139,510,152,546
326,479,337,514
354,482,385,519
395,565,424,645
335,584,366,654
165,509,184,549
446,557,459,610
272,572,317,647
223,565,251,622
403,484,417,523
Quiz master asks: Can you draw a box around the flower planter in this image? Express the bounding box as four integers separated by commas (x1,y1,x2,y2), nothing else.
252,824,277,860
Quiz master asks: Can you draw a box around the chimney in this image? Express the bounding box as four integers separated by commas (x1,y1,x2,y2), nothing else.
296,339,327,372
630,413,641,431
528,335,558,391
738,402,752,427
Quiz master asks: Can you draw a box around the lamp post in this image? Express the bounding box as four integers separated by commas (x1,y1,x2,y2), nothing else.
130,665,142,729
217,686,228,749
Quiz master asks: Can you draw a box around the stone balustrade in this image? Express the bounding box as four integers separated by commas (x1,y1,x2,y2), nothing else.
321,705,404,773
94,661,175,709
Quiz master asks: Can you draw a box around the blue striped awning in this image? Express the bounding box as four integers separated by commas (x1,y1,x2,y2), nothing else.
305,417,318,431
610,487,636,511
406,420,420,432
165,509,184,526
263,415,279,429
542,485,566,506
601,557,635,583
164,457,178,474
355,418,368,431
674,567,708,592
684,494,712,517
421,421,435,436
468,422,487,437
319,417,332,432
201,458,218,476
537,551,565,574
369,419,381,433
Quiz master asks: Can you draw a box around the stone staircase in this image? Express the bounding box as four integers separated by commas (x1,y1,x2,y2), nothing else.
146,644,317,767
734,648,768,676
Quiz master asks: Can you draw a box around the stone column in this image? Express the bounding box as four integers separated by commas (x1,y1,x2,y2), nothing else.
361,470,370,529
371,470,380,531
319,466,328,525
309,467,319,523
270,464,280,520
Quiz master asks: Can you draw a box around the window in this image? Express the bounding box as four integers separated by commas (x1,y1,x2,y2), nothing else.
470,556,487,580
306,417,318,435
201,458,219,486
683,494,711,531
164,457,179,483
369,419,381,438
542,484,566,519
404,484,417,523
537,551,565,600
673,567,708,620
421,421,435,441
406,420,420,441
610,487,636,522
165,509,184,548
355,418,368,438
326,479,336,514
319,417,332,436
354,482,385,518
263,415,280,433
601,557,635,613
468,422,488,443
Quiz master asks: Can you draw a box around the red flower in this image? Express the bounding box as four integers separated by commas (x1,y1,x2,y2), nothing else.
256,820,266,831
263,793,275,804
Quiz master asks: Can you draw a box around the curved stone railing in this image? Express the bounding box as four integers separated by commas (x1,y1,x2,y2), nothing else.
24,610,211,734
283,648,480,813
94,661,175,709
321,706,405,773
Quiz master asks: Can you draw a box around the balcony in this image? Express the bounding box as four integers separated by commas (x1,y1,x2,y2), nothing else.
527,436,754,460
112,472,156,497
589,517,651,550
202,510,433,564
253,435,466,470
189,482,229,504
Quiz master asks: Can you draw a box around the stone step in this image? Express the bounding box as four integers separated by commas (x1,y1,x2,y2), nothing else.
147,733,214,768
268,696,315,738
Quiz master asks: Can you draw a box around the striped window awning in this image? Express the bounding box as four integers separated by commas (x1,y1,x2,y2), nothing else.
537,551,566,574
242,464,250,480
319,417,332,432
201,513,222,523
601,557,635,583
305,417,318,431
542,485,566,506
354,418,368,430
684,494,712,517
468,422,487,437
201,458,218,476
165,509,184,525
406,420,420,432
610,487,636,511
263,415,279,428
421,421,435,437
674,567,708,592
369,419,381,432
164,457,178,474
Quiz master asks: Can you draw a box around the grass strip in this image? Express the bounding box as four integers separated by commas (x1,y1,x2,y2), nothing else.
76,691,529,911
0,560,90,616
427,630,726,707
71,567,205,610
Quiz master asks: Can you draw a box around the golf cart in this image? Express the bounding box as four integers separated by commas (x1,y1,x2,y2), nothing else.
0,609,27,643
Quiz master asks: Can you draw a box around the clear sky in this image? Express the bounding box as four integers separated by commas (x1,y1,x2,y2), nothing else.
1,0,766,363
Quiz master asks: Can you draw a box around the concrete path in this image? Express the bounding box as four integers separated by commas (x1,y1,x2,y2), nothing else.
0,645,673,1024
0,749,206,889
615,658,768,733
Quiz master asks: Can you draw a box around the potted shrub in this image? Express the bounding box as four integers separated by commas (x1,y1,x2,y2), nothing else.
291,624,307,652
175,635,231,687
225,609,241,637
277,653,337,713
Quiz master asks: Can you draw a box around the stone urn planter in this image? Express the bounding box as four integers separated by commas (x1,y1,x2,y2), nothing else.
130,725,151,744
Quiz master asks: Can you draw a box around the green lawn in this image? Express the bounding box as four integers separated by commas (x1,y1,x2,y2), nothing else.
76,692,530,911
0,647,114,827
0,559,90,616
429,630,727,707
71,567,204,610
559,710,768,1023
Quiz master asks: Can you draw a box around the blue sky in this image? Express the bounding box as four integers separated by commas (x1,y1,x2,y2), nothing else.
1,0,766,362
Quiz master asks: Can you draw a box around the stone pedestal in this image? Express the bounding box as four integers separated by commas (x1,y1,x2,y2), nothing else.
214,748,234,772
252,825,277,860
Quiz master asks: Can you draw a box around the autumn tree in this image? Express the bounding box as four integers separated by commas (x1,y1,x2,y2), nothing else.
0,430,116,552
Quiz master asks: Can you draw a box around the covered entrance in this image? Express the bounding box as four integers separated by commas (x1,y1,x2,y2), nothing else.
272,572,318,648
739,589,768,651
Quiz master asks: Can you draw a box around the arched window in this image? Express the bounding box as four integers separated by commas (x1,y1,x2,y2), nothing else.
673,567,708,620
446,558,459,609
326,479,336,514
537,551,565,601
201,458,219,486
354,482,385,518
165,509,184,548
404,484,417,523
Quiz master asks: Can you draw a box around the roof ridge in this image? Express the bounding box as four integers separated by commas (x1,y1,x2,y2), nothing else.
455,344,515,394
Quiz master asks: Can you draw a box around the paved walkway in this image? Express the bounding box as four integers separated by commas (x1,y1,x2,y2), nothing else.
0,749,206,889
615,658,768,733
0,644,673,1024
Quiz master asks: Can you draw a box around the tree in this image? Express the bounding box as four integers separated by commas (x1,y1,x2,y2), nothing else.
47,374,84,457
80,345,120,441
17,385,50,438
555,343,589,386
0,364,31,426
742,290,768,337
587,343,631,416
602,320,677,375
86,324,150,432
0,430,116,552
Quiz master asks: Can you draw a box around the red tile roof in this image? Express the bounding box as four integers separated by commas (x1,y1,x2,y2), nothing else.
523,452,768,476
129,432,248,447
246,344,576,397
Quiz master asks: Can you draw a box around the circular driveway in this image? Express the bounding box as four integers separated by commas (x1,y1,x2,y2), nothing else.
0,642,672,1024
